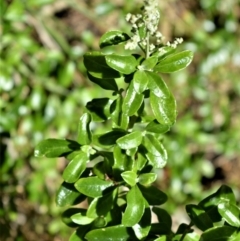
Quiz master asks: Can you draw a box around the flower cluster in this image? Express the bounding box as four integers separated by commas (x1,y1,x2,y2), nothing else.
124,0,184,55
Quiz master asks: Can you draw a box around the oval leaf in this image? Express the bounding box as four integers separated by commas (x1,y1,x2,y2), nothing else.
142,134,167,168
133,70,149,94
138,184,167,205
77,113,92,145
87,72,118,91
122,185,145,227
154,50,193,73
117,131,142,150
74,177,113,198
63,151,88,183
122,81,144,116
121,171,138,186
84,52,120,79
99,30,130,48
218,202,240,228
140,56,158,70
146,120,171,134
85,225,137,241
56,182,85,207
35,139,80,158
138,173,157,186
71,213,94,225
105,55,137,74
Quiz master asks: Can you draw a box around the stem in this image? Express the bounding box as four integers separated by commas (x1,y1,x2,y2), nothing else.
179,222,193,241
146,31,150,59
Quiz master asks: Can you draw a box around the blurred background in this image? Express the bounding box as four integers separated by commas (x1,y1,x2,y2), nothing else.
1,0,240,240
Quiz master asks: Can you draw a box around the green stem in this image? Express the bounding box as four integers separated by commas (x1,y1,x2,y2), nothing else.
146,31,150,59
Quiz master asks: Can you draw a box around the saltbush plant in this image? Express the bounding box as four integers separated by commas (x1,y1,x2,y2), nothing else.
35,0,240,240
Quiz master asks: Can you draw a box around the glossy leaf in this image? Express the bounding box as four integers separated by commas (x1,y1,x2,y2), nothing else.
122,81,144,116
87,73,118,91
77,113,92,145
138,173,157,186
56,182,85,207
140,56,158,70
85,225,137,241
147,71,177,125
74,177,113,198
35,139,80,158
152,207,172,234
71,213,94,225
142,134,167,168
133,201,151,239
199,185,236,222
186,204,213,231
122,185,145,227
218,202,240,227
138,184,168,205
146,120,170,134
110,95,123,127
133,70,149,94
116,131,142,149
121,171,138,186
154,50,193,73
152,46,176,60
87,189,117,218
63,151,88,183
86,98,111,122
92,161,105,180
84,52,120,79
99,30,130,48
105,54,137,74
200,226,237,241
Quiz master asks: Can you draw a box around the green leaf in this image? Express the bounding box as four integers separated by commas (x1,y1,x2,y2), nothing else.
200,226,237,241
133,201,151,239
69,226,91,241
152,46,176,60
99,30,130,48
133,70,149,94
140,56,158,70
121,171,138,186
154,50,193,73
87,73,118,91
218,202,240,227
63,151,88,183
152,207,172,234
138,173,157,185
142,134,167,168
146,120,170,134
110,95,123,127
87,189,117,219
105,54,137,74
96,129,126,147
93,161,105,180
113,146,133,180
74,177,113,198
71,213,94,225
86,98,112,122
186,204,213,231
199,185,236,222
62,208,86,227
85,225,137,241
117,131,142,149
84,52,120,79
138,184,167,205
56,182,85,207
122,81,144,116
122,185,145,227
77,113,92,145
35,139,80,158
147,71,177,126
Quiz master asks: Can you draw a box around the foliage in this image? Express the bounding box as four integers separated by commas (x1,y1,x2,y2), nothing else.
34,1,240,240
1,0,240,240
